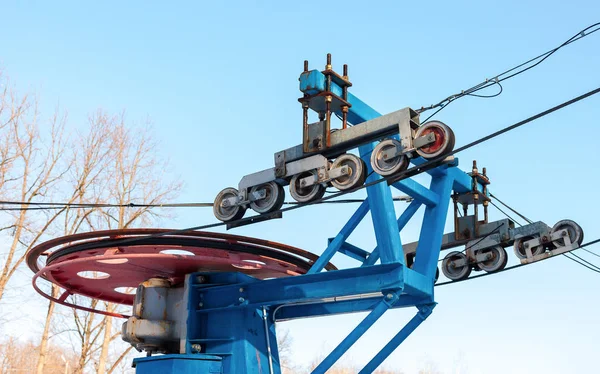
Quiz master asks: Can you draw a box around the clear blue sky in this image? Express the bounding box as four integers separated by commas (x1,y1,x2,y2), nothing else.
2,1,600,373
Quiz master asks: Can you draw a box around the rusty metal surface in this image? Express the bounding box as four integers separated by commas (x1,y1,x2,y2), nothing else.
27,228,336,273
27,229,337,318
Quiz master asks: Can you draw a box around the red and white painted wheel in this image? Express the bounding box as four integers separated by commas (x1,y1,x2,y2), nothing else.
415,121,455,159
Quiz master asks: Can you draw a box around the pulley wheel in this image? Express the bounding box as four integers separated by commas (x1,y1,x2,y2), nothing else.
249,181,285,214
475,246,508,273
214,187,246,222
289,170,326,203
513,235,544,259
330,154,367,191
551,220,584,248
370,139,409,176
415,121,455,159
441,251,471,281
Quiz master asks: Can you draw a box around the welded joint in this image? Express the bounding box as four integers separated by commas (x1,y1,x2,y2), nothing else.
382,291,401,307
416,303,436,320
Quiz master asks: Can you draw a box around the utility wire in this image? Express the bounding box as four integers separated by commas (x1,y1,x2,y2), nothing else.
490,193,533,224
418,22,600,123
563,253,600,274
0,196,414,212
489,201,523,227
566,252,600,272
0,201,213,209
8,85,600,214
9,22,600,214
40,86,600,254
581,248,600,258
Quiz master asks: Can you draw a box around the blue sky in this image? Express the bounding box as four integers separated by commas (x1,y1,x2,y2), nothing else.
2,1,600,373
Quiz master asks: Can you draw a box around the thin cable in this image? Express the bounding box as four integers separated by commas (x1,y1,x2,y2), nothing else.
41,86,600,253
490,193,533,224
0,200,213,208
489,201,523,227
418,22,600,122
565,252,600,271
0,196,417,211
562,253,600,274
581,247,600,258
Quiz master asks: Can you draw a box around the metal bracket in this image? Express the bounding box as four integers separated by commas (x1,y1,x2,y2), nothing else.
519,229,579,264
226,211,283,230
222,189,266,209
274,151,286,178
413,132,436,149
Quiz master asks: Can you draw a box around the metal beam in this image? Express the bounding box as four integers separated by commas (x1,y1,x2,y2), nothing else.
311,292,400,374
192,264,405,312
274,294,431,321
358,304,435,373
392,179,439,206
362,200,422,267
308,200,370,273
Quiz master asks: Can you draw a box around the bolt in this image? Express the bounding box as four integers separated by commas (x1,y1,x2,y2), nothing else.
239,297,245,303
562,231,568,237
386,293,393,300
239,287,244,292
191,344,202,353
196,275,206,283
198,302,203,308
300,180,306,187
524,243,529,248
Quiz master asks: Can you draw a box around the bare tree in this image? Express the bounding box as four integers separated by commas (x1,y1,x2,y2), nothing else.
36,111,180,374
0,336,78,374
95,113,180,374
36,115,115,374
0,78,72,301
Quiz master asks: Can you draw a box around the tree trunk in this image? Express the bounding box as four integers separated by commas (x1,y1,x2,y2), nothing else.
36,285,58,374
96,308,113,374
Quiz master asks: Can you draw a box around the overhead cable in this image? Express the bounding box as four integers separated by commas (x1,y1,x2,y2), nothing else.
418,22,600,123
53,86,600,251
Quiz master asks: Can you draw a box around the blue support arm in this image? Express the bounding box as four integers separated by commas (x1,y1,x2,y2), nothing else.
308,200,370,273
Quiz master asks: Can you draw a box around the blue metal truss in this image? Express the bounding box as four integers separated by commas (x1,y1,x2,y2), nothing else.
134,68,483,374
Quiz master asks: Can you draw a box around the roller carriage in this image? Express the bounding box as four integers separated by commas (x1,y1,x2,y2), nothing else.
213,55,456,223
403,162,584,282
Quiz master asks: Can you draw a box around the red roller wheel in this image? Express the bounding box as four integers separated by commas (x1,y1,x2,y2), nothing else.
415,121,455,159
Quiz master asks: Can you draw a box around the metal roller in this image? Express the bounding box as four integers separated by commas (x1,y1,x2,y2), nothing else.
513,235,544,259
289,170,326,203
214,187,246,222
329,154,366,191
475,246,508,273
551,219,584,248
441,251,471,281
370,139,409,176
415,121,455,159
249,181,285,214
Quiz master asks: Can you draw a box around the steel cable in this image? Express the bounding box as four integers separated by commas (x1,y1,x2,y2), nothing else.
39,86,600,254
418,22,600,122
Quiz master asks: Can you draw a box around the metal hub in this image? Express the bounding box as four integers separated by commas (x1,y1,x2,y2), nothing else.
27,229,336,317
